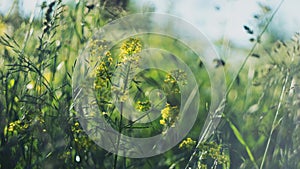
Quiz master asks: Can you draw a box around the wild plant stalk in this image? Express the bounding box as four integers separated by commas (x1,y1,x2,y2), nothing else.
109,38,142,169
259,71,289,169
1,0,126,168
1,1,63,167
21,0,38,54
4,0,18,19
24,2,38,167
185,0,285,168
113,63,132,169
0,0,38,166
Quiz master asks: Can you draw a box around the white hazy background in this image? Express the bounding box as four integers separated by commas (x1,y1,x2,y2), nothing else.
1,0,299,46
1,0,299,57
132,0,300,47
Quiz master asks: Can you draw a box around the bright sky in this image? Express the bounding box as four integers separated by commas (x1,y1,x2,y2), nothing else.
132,0,300,47
1,0,299,47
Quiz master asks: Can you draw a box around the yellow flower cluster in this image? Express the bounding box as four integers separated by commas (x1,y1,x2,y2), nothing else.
164,70,187,84
161,107,170,119
207,145,229,165
94,37,143,128
159,104,170,125
159,104,178,126
71,121,82,134
8,120,21,132
136,100,151,112
89,39,109,57
7,120,29,133
179,137,196,149
119,38,142,64
120,38,142,55
164,74,176,84
69,121,97,152
197,142,230,166
163,70,187,94
94,49,114,89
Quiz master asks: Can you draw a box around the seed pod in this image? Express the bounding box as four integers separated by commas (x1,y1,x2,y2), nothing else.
213,59,225,68
243,25,254,34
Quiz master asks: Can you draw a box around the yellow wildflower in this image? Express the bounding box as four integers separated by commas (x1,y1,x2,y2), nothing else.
159,119,166,125
179,137,196,149
105,51,111,57
108,57,113,63
120,38,142,56
136,100,151,112
8,122,15,132
161,105,170,119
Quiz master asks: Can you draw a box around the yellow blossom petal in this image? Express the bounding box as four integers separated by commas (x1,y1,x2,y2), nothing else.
159,119,166,125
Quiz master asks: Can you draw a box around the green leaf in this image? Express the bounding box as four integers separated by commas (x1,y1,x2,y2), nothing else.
224,114,258,169
8,79,15,89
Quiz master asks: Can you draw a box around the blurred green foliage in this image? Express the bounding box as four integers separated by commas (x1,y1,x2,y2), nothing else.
0,0,299,169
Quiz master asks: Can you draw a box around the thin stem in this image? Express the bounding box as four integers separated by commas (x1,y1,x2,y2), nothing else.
259,71,289,169
4,0,18,20
22,0,38,54
185,0,285,168
226,0,285,97
114,62,131,169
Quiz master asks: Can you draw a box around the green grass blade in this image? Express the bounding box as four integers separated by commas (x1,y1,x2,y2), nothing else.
225,115,258,169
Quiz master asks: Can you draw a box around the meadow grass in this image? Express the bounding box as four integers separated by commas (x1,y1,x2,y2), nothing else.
1,0,300,168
